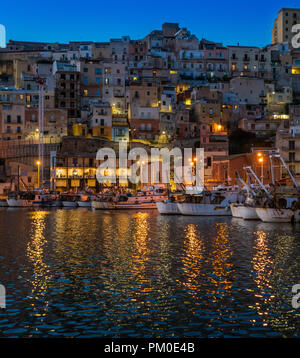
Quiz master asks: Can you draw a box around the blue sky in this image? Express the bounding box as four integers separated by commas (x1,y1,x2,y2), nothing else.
0,0,299,47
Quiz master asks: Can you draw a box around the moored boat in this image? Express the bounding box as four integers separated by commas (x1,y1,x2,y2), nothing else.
156,200,181,214
177,190,238,216
115,202,157,210
238,205,260,220
6,192,34,207
61,194,78,208
77,194,92,208
255,207,300,223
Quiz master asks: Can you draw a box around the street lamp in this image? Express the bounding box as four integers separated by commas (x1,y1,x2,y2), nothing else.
36,160,41,188
258,156,264,183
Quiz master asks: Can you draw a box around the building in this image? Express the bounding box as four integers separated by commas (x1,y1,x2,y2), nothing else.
271,8,300,45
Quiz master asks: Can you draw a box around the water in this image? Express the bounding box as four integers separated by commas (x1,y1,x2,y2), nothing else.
0,207,300,338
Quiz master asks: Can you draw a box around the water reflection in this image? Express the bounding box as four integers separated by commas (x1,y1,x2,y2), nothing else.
181,224,204,296
208,223,233,301
1,209,300,337
26,210,51,318
251,226,300,335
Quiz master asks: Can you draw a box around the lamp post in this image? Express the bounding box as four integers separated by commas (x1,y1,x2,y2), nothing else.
36,160,41,188
258,155,264,183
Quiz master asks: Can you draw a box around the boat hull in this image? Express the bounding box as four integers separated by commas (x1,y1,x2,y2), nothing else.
255,207,300,223
177,203,231,216
91,201,115,210
238,205,260,220
77,201,92,208
156,201,180,214
230,203,242,218
115,202,157,210
7,199,33,207
62,201,78,208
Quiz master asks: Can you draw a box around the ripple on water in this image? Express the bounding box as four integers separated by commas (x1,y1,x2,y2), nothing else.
0,210,300,337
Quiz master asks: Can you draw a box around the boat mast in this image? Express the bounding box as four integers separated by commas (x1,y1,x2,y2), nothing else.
243,166,271,198
271,151,300,192
37,76,44,188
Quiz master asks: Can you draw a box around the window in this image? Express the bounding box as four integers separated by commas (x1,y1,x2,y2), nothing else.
83,76,88,85
17,126,21,133
100,119,104,126
289,152,296,162
83,67,88,73
7,126,11,133
7,115,11,123
95,68,102,75
17,115,21,123
96,77,101,84
289,140,295,150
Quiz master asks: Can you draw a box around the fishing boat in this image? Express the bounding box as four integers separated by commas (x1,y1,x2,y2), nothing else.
115,202,157,210
7,191,34,207
77,194,92,208
253,151,300,223
156,199,181,214
61,194,78,208
177,189,239,216
32,191,53,207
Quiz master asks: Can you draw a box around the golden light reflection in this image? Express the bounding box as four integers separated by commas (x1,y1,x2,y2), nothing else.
131,212,151,292
181,224,204,296
27,210,51,317
250,228,299,332
250,230,274,326
208,223,233,300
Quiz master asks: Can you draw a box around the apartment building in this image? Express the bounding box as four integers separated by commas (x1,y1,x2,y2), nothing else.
271,8,300,45
53,61,81,124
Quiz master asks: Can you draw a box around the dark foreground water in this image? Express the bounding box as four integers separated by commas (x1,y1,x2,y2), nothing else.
0,208,300,338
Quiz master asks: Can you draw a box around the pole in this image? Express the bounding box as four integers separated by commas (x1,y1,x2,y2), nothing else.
37,163,40,188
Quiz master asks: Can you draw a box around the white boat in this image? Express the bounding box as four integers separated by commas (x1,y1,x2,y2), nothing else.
156,200,181,214
7,198,33,207
77,200,92,208
177,191,238,216
238,205,260,220
255,207,300,223
178,202,232,216
230,203,243,218
6,191,34,207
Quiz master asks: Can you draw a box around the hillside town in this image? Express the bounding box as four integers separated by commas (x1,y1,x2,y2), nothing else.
0,7,300,193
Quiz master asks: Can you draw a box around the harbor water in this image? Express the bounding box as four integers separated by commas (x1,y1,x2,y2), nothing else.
0,207,300,338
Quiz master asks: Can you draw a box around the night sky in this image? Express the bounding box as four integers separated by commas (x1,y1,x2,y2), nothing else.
1,0,299,47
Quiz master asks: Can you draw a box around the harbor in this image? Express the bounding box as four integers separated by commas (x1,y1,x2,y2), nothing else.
1,3,300,342
0,208,300,338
